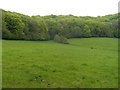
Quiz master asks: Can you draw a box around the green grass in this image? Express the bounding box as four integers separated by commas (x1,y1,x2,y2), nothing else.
2,38,118,88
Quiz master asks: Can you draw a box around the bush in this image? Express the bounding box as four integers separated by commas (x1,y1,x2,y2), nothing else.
54,34,69,44
54,34,61,42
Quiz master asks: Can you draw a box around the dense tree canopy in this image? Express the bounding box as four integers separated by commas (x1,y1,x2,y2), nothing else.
1,9,119,40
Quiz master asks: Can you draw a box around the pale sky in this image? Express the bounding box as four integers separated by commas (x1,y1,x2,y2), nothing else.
0,0,119,17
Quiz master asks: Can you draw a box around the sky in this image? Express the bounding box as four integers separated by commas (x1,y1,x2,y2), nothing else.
0,0,119,17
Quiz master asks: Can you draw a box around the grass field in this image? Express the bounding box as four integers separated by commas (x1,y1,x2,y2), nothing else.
2,38,118,88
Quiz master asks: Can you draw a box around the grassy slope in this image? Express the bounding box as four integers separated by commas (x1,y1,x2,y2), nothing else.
2,38,118,88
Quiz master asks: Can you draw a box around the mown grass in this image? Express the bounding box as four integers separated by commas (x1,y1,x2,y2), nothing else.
2,38,118,88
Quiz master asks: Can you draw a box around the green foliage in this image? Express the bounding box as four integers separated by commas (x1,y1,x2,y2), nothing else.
2,29,12,39
2,10,49,40
2,9,119,40
54,34,61,42
27,16,49,40
54,34,69,44
82,25,91,37
4,11,25,39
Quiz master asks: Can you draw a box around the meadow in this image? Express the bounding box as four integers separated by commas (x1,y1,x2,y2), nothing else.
2,38,118,88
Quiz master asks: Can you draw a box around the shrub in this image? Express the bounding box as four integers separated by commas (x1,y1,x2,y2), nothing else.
54,34,61,42
54,34,69,44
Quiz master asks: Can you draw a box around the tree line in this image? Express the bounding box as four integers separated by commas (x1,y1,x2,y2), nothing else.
1,9,119,41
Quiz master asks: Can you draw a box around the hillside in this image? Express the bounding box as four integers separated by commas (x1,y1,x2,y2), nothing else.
1,9,119,40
